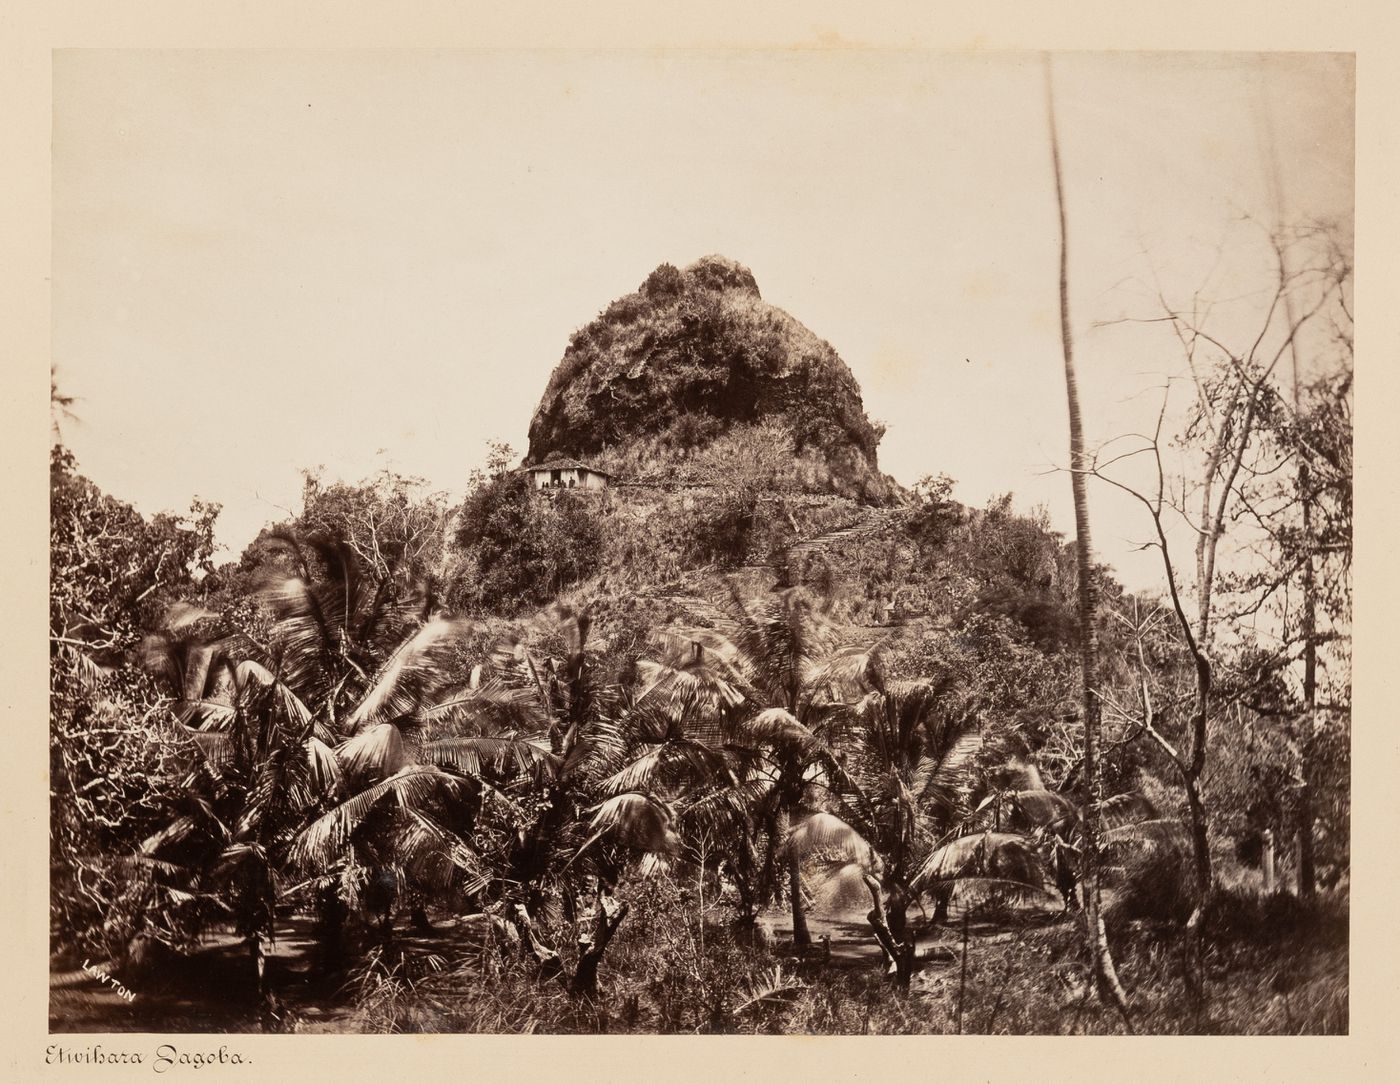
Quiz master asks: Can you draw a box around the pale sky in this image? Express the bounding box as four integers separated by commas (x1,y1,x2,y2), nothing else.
52,50,1353,590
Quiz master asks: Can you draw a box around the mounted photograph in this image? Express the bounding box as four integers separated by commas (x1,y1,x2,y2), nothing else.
48,48,1352,1035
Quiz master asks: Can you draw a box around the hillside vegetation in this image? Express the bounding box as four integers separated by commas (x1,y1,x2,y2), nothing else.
49,252,1350,1036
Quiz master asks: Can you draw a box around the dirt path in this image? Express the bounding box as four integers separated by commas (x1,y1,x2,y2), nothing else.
758,900,1066,971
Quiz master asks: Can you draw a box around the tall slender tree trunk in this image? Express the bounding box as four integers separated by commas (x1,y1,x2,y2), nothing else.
1044,54,1133,1031
1288,299,1319,901
757,809,781,907
864,875,914,990
248,932,280,1032
248,933,265,999
1183,776,1212,907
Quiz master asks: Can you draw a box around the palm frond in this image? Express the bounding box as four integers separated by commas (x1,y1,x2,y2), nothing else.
808,640,884,698
601,738,730,797
117,852,197,880
141,815,203,856
741,707,821,753
179,642,218,702
601,744,665,796
232,659,313,729
575,792,680,858
346,615,465,732
306,737,343,795
233,658,275,689
185,727,234,773
419,678,544,732
1010,788,1080,833
422,735,556,777
637,852,674,879
634,653,746,722
1098,790,1159,831
913,830,1048,891
678,778,770,838
289,765,464,871
75,647,113,689
173,698,237,730
733,964,806,1015
397,809,491,897
1102,817,1190,857
336,722,410,785
784,811,878,873
809,860,881,911
212,841,270,881
558,714,629,782
913,729,983,814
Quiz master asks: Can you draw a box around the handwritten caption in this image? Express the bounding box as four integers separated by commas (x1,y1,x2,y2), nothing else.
46,1044,249,1072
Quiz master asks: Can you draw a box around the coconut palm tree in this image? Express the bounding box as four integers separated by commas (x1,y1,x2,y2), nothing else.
460,603,692,997
838,659,983,977
138,534,531,992
633,585,872,948
134,632,332,1025
474,605,636,903
268,575,551,945
252,531,433,730
247,533,482,944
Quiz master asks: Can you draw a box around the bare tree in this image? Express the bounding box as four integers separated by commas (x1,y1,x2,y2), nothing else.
1086,220,1350,1004
1254,75,1354,896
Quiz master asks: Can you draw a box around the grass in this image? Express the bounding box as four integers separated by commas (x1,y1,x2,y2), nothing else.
280,882,1348,1036
57,879,1344,1035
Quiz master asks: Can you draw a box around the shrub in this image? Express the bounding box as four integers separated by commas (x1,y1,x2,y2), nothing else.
641,263,686,302
683,491,758,569
1200,886,1346,948
453,470,606,614
683,255,760,298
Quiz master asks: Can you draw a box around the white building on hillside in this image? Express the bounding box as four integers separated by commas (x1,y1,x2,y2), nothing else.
521,459,611,491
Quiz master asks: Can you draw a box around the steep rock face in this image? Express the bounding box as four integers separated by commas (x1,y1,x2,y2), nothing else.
525,256,893,501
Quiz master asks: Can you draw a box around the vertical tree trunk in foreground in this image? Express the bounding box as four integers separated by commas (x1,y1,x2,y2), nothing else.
314,882,348,974
1044,54,1133,1031
789,850,812,948
864,874,915,990
510,903,564,980
570,891,630,999
509,891,631,1000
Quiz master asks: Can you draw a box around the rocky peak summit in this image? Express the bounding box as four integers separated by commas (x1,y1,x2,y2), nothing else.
525,256,893,501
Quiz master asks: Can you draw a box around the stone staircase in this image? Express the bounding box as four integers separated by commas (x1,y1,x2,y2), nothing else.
783,506,910,561
639,504,913,613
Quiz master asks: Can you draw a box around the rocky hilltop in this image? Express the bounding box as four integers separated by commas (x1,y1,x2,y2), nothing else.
525,256,895,502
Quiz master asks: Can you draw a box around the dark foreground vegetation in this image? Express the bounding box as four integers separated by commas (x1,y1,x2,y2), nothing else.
328,885,1346,1035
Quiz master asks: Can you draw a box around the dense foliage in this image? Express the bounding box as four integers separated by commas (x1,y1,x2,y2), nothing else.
49,234,1349,1035
50,446,219,959
50,432,1348,1035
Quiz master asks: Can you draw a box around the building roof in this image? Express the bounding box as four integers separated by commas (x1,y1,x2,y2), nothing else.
520,458,611,477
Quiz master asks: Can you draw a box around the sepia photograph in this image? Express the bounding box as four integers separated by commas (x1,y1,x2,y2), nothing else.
45,45,1353,1040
